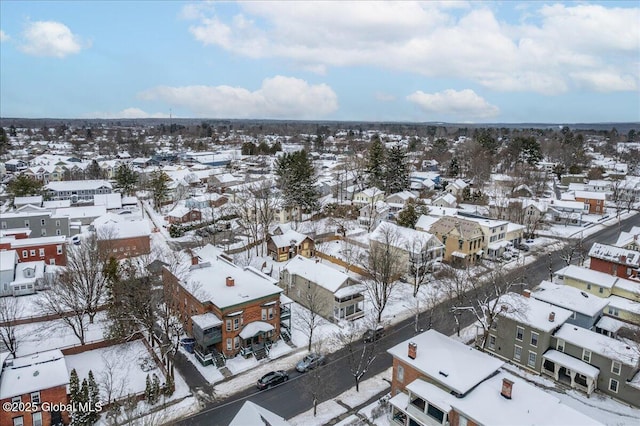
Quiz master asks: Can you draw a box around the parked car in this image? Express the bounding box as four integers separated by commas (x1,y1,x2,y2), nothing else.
296,353,326,372
502,251,513,261
70,235,81,245
362,326,385,343
256,370,289,390
516,243,530,252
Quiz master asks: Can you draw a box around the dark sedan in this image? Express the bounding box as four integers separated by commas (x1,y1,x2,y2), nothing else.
256,370,289,390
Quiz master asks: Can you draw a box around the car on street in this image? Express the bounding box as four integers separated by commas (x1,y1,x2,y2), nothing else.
296,353,326,372
362,326,385,343
256,370,289,390
515,243,530,252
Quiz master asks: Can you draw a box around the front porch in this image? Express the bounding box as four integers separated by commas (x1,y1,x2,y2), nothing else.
239,321,276,360
191,312,224,366
542,350,599,395
333,285,366,322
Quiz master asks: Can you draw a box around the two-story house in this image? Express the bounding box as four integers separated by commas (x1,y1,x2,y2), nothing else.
94,214,152,260
280,255,364,322
163,245,283,366
353,187,385,206
266,226,315,262
429,216,484,264
45,180,113,203
358,201,390,231
0,235,67,266
0,211,71,238
574,190,607,215
0,350,70,426
588,242,640,279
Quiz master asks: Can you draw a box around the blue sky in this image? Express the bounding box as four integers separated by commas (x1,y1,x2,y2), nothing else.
1,1,638,123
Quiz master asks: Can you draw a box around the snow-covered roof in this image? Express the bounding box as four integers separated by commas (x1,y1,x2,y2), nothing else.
406,379,455,412
183,245,283,308
93,193,122,209
532,281,609,317
387,329,504,395
595,315,628,334
96,219,151,240
14,195,43,206
494,293,573,332
282,255,350,293
12,261,45,284
42,199,71,209
9,235,66,248
333,283,366,299
614,226,640,248
46,179,112,191
0,350,68,399
369,221,441,252
191,312,222,330
0,250,17,271
229,401,290,426
434,193,457,205
607,295,640,315
543,350,600,379
358,187,384,197
269,229,310,249
555,265,618,289
451,371,602,426
588,243,640,267
574,190,607,200
415,214,439,231
55,205,107,219
555,324,639,366
239,321,274,339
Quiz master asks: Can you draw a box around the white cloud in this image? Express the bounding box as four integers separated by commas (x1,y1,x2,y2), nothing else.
86,108,170,119
138,76,338,119
182,1,639,94
19,21,87,58
0,30,9,42
407,89,499,119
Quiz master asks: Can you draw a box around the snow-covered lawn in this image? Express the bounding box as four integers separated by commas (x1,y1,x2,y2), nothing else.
15,311,108,357
178,346,225,384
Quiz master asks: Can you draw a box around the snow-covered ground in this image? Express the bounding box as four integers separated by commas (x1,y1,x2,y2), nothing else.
539,210,637,239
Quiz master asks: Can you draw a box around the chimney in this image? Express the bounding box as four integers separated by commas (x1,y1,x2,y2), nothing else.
501,305,508,312
549,311,555,322
226,276,235,287
191,256,199,266
523,289,531,298
408,342,417,359
501,378,514,399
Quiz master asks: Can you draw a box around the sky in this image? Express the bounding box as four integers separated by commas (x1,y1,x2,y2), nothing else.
1,1,639,123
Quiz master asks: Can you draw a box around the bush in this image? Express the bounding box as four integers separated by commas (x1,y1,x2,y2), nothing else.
169,224,184,238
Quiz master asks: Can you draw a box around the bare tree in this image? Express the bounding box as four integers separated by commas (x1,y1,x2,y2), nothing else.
229,190,261,255
294,284,326,352
251,180,280,256
333,320,378,392
0,297,22,357
362,225,405,323
439,265,471,336
40,272,91,345
300,341,334,417
559,237,587,267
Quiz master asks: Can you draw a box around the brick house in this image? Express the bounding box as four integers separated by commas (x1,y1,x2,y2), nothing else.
387,330,600,426
588,242,640,279
266,226,315,262
165,206,202,224
94,215,152,260
574,190,607,215
0,235,67,266
0,350,70,426
163,245,283,365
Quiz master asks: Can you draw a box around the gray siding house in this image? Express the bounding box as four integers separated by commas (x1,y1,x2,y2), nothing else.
532,281,609,330
45,180,112,203
0,211,71,237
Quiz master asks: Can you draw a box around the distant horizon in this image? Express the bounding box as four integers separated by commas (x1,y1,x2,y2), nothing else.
1,1,638,123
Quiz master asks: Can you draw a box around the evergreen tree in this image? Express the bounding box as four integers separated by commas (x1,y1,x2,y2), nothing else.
114,163,139,196
145,374,152,402
366,134,386,189
7,174,44,198
85,160,102,180
275,150,319,218
152,373,161,404
87,370,101,424
149,169,171,211
69,369,80,406
163,373,175,396
0,127,9,155
384,145,410,193
73,378,91,426
396,202,419,229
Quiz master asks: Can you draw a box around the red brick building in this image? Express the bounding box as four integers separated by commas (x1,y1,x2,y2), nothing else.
0,235,67,266
163,245,282,364
95,217,152,260
574,190,607,215
165,207,202,224
588,242,640,279
0,350,70,426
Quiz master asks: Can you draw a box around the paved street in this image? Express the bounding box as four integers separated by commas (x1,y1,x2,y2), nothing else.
177,214,640,426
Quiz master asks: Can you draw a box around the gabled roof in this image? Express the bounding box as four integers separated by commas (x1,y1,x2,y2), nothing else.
494,292,573,333
588,243,640,267
282,255,350,293
268,229,311,248
370,221,442,252
555,265,618,289
229,401,290,426
555,324,639,366
532,281,609,317
0,350,68,399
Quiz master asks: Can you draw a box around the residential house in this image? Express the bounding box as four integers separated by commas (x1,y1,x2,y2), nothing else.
429,216,484,264
531,281,609,330
483,292,572,374
0,235,67,266
4,159,28,172
93,193,123,210
358,201,390,231
386,191,418,214
369,222,444,281
464,217,514,259
94,214,152,260
0,251,17,297
0,211,71,237
588,243,640,279
387,329,600,426
574,190,607,215
10,261,47,297
13,196,43,209
614,226,640,250
547,199,588,226
444,178,468,198
165,206,202,224
266,226,315,262
353,187,385,206
432,193,457,208
45,180,113,203
163,245,283,364
547,324,640,406
229,401,290,426
279,255,364,322
0,350,70,426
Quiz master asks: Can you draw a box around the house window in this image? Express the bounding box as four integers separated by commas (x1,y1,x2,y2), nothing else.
1,221,6,229
24,220,30,228
234,336,240,349
56,229,61,236
557,339,565,352
12,396,21,404
41,219,46,226
530,331,538,347
32,412,42,426
611,361,621,375
13,416,24,426
598,287,604,294
609,378,619,393
22,250,28,258
41,229,46,236
488,335,496,350
514,345,522,362
458,240,463,250
516,326,524,341
233,317,240,330
528,351,537,368
226,320,232,331
397,364,404,382
608,307,619,317
56,220,60,227
30,250,36,257
582,349,591,363
30,391,41,404
57,245,63,255
586,284,591,290
262,308,267,321
268,307,274,320
226,338,232,351
39,248,45,257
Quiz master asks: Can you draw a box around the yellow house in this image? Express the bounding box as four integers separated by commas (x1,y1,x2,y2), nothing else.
553,265,615,297
429,216,484,264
